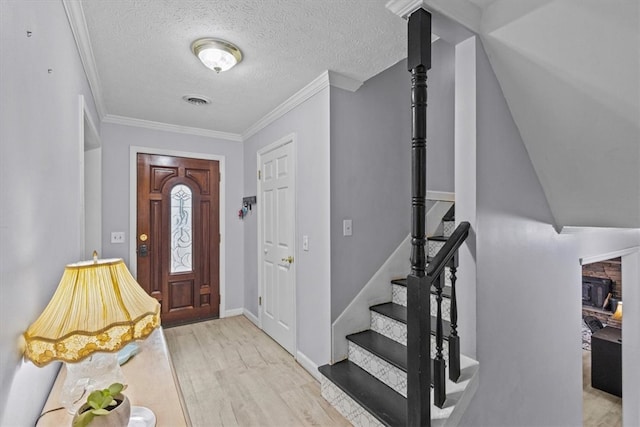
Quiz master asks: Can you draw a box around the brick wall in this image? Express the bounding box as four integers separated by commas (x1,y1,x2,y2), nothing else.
582,257,622,299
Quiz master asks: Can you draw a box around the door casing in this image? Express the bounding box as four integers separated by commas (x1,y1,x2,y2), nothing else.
129,146,227,317
257,133,297,353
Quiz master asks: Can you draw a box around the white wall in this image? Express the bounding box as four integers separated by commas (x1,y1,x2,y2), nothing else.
0,0,100,423
622,249,640,427
243,86,331,367
99,123,245,312
329,41,455,321
458,38,640,426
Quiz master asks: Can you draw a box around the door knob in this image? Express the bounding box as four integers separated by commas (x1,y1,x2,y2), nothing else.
281,256,294,264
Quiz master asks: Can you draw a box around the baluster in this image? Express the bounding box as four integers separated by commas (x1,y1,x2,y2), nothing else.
433,271,446,408
448,254,461,382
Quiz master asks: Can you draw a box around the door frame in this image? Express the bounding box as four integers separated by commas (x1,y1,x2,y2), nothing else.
77,95,102,260
257,133,297,352
580,245,640,425
129,146,227,316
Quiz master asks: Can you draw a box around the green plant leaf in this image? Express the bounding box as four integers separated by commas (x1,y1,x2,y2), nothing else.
108,383,124,395
92,408,110,416
72,411,95,427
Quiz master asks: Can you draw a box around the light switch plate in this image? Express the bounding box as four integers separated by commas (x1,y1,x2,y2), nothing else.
343,219,352,236
302,235,309,251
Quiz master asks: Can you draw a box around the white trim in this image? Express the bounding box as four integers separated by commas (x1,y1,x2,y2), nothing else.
257,134,298,355
427,190,455,202
221,308,243,318
385,0,424,19
79,95,103,260
243,309,261,328
385,0,481,33
580,247,640,265
296,351,321,382
129,146,227,316
242,73,330,140
78,96,86,259
104,115,242,142
328,71,363,92
63,0,106,119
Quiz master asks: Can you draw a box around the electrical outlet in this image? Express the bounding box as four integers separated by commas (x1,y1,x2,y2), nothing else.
111,232,125,244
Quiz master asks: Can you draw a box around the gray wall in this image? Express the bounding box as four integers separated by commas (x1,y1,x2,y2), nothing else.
329,40,455,321
458,39,640,426
0,1,100,423
100,123,245,312
243,87,331,366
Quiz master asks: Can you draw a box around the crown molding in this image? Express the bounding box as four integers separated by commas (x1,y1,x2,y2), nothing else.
386,0,424,19
62,0,106,119
242,71,330,140
328,71,363,92
386,0,480,33
103,115,243,142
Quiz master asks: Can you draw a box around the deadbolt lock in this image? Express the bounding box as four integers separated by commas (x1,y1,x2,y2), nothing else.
139,233,148,242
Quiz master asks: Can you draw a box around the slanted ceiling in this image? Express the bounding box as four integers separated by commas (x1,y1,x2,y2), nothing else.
422,0,640,229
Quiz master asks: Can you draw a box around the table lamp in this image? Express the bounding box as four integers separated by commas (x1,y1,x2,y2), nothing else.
23,252,160,413
612,301,623,321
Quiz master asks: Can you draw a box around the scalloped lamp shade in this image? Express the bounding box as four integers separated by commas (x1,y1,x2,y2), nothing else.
24,258,160,367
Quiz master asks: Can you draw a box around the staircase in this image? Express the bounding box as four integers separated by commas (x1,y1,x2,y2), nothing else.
319,207,479,426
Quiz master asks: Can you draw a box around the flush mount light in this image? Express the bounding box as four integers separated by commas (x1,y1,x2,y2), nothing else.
191,38,243,73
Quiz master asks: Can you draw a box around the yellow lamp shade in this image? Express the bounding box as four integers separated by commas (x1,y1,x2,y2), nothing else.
612,301,623,321
23,258,160,367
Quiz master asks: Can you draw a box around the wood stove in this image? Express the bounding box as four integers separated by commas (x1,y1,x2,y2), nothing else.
582,276,612,309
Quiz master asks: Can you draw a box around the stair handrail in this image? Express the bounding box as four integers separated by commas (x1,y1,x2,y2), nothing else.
426,222,470,283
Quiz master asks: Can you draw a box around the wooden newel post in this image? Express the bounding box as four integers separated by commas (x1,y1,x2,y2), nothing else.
406,8,432,427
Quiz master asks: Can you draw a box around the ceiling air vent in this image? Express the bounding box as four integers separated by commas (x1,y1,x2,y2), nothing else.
182,95,211,106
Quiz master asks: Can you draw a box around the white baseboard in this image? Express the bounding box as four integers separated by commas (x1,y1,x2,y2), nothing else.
296,350,321,382
243,309,260,328
222,308,243,318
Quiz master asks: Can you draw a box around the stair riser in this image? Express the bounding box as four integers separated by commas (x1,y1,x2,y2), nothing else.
443,220,455,238
428,239,445,258
370,311,449,359
348,342,407,397
320,376,385,427
392,284,451,322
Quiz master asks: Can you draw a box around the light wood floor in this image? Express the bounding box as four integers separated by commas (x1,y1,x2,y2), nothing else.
164,316,350,427
583,350,622,427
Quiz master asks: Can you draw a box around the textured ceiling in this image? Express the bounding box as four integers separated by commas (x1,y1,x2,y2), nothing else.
79,0,408,135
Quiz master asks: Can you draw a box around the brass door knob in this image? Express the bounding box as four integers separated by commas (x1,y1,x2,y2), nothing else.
281,256,294,264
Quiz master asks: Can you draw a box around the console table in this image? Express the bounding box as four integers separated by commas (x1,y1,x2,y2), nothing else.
591,326,622,397
37,328,191,426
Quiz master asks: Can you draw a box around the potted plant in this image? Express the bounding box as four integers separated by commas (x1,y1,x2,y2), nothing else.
72,383,130,427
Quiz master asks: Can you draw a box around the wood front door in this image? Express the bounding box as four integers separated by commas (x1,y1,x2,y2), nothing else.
137,153,220,326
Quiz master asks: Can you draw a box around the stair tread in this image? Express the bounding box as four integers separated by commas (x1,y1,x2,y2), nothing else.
390,278,452,298
319,360,406,426
370,302,452,337
443,204,455,221
347,330,407,371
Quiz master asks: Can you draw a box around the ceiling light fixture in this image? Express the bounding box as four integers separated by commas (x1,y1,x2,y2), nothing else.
191,38,243,73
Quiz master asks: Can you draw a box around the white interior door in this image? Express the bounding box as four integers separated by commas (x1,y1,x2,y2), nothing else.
258,138,296,354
